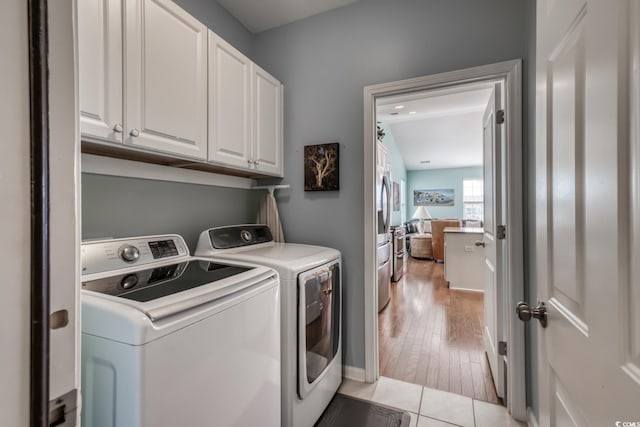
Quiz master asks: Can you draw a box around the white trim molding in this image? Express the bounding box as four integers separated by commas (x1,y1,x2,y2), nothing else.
363,59,526,420
343,365,366,382
527,407,540,427
82,154,255,189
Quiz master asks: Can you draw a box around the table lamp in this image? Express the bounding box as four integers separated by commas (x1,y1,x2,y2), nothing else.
412,206,432,234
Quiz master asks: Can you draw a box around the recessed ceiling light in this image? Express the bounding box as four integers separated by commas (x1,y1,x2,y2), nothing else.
409,111,417,115
420,160,431,164
389,112,399,116
394,105,405,110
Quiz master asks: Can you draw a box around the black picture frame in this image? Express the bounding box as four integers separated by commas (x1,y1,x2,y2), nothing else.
304,142,339,191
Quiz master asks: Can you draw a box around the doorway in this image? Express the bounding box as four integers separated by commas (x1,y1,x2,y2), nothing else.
362,60,527,420
375,84,497,403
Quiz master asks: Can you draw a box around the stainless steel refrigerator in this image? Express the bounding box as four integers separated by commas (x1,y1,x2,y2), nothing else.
376,168,391,312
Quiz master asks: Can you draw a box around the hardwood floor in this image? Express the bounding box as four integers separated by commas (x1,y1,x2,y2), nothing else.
378,256,501,405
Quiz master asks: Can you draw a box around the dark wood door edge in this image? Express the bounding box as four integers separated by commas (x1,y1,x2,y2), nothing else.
28,0,50,426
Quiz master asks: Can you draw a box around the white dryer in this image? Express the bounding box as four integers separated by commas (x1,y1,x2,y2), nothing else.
195,225,342,427
80,234,281,427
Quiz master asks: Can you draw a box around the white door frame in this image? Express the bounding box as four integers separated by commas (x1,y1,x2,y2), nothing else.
362,59,526,420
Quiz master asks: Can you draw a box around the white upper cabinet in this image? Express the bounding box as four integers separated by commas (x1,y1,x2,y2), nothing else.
252,64,283,176
376,139,388,171
78,0,283,175
208,33,283,177
124,0,208,159
79,0,207,159
78,0,123,143
208,32,252,169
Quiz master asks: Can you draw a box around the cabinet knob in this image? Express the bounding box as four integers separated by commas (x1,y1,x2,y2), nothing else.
129,129,140,137
113,124,123,133
254,160,260,166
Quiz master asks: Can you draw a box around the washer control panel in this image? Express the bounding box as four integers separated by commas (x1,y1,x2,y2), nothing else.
81,234,189,276
209,225,273,249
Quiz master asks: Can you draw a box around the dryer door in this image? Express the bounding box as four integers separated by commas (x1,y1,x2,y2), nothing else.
297,260,341,399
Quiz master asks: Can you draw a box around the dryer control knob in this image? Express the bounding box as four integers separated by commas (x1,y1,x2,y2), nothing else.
120,245,140,262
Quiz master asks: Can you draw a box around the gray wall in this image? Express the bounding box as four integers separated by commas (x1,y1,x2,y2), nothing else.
82,174,260,251
407,167,483,220
173,0,254,56
252,0,529,370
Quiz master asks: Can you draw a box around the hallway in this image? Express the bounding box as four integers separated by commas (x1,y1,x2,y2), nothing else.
378,257,500,404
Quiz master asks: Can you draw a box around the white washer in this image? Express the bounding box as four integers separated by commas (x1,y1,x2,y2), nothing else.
195,225,342,427
80,234,281,427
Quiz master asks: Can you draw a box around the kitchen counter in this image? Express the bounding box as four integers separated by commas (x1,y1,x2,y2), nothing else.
444,227,484,291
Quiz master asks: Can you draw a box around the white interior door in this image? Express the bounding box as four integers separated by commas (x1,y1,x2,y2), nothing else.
535,0,640,425
482,84,505,399
49,2,81,423
2,1,31,425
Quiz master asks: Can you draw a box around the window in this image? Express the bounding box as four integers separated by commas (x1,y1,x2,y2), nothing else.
463,179,484,221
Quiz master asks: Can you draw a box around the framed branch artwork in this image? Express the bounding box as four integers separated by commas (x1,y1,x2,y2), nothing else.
304,142,339,191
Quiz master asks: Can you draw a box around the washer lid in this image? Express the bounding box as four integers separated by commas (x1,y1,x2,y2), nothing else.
82,260,252,302
82,258,276,322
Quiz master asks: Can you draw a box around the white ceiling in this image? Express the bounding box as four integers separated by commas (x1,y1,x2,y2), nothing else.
216,0,360,33
376,87,493,171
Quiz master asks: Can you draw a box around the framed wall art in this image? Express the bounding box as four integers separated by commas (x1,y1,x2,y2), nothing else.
413,188,454,206
304,142,339,191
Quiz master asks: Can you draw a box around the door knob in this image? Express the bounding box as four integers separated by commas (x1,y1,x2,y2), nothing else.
474,240,485,247
516,301,547,328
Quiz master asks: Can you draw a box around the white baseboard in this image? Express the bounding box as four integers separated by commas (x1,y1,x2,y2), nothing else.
343,365,366,382
527,407,539,427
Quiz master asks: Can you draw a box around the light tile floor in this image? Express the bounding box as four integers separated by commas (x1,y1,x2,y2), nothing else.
338,377,526,427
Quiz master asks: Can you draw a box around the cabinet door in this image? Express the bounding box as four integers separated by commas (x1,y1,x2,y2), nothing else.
376,140,388,171
78,0,123,143
125,0,207,159
207,32,252,169
252,64,283,176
